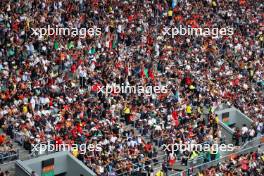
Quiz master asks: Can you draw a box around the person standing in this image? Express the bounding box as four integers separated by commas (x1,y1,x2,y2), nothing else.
241,124,249,143
233,128,241,146
79,66,87,88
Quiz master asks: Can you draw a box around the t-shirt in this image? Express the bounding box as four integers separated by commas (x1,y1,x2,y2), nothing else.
124,107,130,114
144,143,152,152
23,105,28,113
72,148,78,157
186,105,192,114
155,170,164,176
168,10,173,17
190,151,198,159
241,126,248,135
0,135,5,144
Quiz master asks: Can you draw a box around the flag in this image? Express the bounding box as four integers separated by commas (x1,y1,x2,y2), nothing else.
140,68,145,78
144,68,149,78
89,48,96,54
54,41,59,50
148,69,155,80
172,111,179,127
108,40,112,49
67,41,74,49
112,40,118,49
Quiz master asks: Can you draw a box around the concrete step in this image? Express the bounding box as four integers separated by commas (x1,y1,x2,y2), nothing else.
125,124,183,175
0,160,16,176
11,142,31,161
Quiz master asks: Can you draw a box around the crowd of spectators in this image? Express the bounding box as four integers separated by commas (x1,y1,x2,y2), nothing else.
0,0,263,175
197,150,264,176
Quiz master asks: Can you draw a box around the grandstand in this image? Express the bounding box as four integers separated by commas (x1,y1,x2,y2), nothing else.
0,0,263,176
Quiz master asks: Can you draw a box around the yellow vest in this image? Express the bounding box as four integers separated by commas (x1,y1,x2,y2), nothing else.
156,170,164,176
186,105,192,114
124,107,130,114
189,85,195,90
72,148,78,157
215,116,219,124
261,155,264,161
168,10,173,17
23,106,28,113
198,172,203,176
190,151,198,159
260,36,264,42
212,1,217,7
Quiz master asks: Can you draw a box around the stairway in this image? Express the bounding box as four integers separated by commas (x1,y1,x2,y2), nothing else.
11,141,31,161
124,122,185,175
0,161,16,176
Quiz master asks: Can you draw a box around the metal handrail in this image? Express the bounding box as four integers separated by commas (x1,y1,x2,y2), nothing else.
0,149,19,163
170,139,264,175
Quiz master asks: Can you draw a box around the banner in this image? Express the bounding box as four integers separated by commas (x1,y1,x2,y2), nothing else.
42,158,55,176
222,112,230,126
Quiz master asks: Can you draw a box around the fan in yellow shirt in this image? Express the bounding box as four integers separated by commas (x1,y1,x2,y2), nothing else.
186,105,192,115
198,172,204,176
190,151,198,160
124,106,130,114
155,170,164,176
72,147,78,157
22,105,28,114
215,116,219,124
168,10,173,17
212,0,217,7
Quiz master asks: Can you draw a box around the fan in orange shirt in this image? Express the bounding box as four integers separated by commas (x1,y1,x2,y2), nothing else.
239,0,246,6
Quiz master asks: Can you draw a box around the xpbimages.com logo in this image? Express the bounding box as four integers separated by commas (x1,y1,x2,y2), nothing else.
31,25,101,38
162,142,235,154
31,142,102,154
96,84,168,95
163,25,234,38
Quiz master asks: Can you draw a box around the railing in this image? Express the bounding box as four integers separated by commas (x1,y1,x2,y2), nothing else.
111,151,188,176
169,136,264,176
113,154,168,176
241,135,264,149
0,149,19,163
11,129,264,175
110,135,264,176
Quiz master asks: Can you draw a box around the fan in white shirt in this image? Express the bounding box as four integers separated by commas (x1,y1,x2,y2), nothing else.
241,125,249,135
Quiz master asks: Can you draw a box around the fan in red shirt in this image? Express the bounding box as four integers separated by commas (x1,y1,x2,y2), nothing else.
0,134,6,145
144,142,152,153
